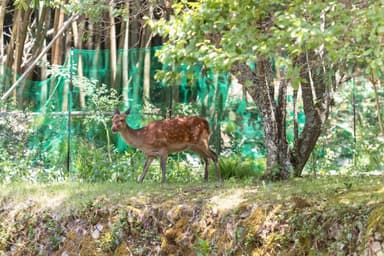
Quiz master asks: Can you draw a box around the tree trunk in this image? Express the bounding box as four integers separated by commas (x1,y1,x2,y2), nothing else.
141,1,153,106
72,17,86,109
291,54,332,176
27,4,49,79
85,22,94,49
50,6,65,108
122,0,130,108
109,0,117,89
232,53,332,180
51,7,65,65
24,3,49,108
143,48,151,105
369,77,384,136
232,59,292,180
4,8,21,92
0,0,7,81
129,0,141,48
90,22,102,82
116,0,130,105
293,88,299,144
14,5,32,107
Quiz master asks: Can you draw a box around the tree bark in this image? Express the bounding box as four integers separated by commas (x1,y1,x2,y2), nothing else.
109,0,117,89
232,59,293,180
4,8,21,92
141,1,153,106
115,0,130,106
143,48,151,105
291,54,332,177
51,6,65,65
232,52,333,180
89,22,102,82
26,4,49,79
129,0,141,48
14,4,32,107
122,0,130,108
24,3,49,108
72,17,86,109
50,6,65,109
0,0,7,80
293,88,299,144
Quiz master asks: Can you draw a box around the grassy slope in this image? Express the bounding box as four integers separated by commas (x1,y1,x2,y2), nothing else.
0,176,383,255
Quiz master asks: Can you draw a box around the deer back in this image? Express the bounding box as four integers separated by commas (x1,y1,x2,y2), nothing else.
140,116,210,146
113,111,211,155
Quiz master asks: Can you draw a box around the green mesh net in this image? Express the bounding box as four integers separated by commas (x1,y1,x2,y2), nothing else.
0,47,270,181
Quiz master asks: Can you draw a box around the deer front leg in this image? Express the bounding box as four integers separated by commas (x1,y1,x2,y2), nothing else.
160,154,168,184
138,156,154,183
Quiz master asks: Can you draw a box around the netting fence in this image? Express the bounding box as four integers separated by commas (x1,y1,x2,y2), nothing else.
1,47,271,182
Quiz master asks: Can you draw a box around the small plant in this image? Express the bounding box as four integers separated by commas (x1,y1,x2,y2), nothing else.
74,139,147,183
194,238,216,256
42,211,63,251
217,155,265,180
81,83,121,162
154,153,201,183
97,210,129,253
0,222,12,251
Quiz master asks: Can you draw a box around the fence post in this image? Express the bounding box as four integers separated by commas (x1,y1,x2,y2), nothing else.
67,48,74,174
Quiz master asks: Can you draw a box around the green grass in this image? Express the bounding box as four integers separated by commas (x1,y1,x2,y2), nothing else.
0,180,225,214
1,175,382,215
246,175,384,207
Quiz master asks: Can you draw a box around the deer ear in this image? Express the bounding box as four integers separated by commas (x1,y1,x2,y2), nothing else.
114,109,120,115
124,108,131,115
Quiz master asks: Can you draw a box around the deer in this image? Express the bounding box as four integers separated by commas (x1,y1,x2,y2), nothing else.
111,108,222,184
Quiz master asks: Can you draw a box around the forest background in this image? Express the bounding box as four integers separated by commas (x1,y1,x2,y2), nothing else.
0,0,383,182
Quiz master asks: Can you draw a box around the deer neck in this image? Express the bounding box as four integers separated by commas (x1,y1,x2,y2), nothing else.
119,124,143,149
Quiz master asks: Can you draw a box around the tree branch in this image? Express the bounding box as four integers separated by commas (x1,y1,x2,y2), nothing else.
1,14,79,101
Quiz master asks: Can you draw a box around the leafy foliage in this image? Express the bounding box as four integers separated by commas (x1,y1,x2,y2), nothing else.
217,155,265,180
2,1,384,183
309,79,384,174
152,0,384,178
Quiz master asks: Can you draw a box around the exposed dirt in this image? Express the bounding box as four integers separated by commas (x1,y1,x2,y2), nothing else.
1,177,384,255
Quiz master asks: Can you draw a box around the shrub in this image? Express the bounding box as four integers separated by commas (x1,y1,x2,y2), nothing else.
217,155,265,180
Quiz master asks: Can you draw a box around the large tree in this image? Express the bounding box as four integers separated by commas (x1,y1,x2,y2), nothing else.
152,0,384,179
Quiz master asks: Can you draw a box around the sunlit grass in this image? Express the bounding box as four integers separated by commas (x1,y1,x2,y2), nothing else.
0,180,225,213
0,175,383,215
247,175,384,206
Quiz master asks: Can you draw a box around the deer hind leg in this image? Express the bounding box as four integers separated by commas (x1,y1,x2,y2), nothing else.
138,156,154,183
208,149,222,183
160,154,168,184
190,145,219,182
200,139,222,183
190,146,210,181
203,157,210,181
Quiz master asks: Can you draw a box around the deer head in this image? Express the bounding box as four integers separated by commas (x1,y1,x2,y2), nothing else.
111,108,131,133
